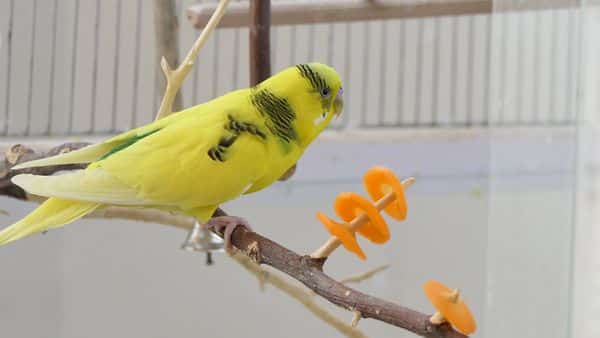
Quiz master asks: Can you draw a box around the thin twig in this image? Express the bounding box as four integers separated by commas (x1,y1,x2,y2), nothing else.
351,310,362,328
231,252,369,338
155,0,231,120
340,264,390,284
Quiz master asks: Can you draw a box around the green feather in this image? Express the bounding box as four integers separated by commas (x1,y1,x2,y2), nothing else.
99,129,160,160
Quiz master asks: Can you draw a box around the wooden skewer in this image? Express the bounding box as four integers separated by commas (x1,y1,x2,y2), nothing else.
310,177,415,259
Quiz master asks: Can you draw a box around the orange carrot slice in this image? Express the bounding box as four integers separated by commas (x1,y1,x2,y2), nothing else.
423,280,477,335
317,212,366,259
334,192,390,244
363,166,408,220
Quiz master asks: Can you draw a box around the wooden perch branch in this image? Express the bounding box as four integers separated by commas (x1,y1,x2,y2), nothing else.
0,143,89,199
213,211,468,338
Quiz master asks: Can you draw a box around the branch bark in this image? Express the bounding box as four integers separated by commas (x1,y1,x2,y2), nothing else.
0,143,89,200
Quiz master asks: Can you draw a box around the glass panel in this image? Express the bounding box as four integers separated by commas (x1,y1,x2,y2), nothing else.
485,1,584,337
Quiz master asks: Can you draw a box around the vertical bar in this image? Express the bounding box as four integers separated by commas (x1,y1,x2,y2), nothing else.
377,21,387,126
233,28,240,88
213,30,220,96
339,22,350,128
565,9,575,123
25,0,38,136
111,0,122,132
548,9,558,123
131,0,142,127
515,13,525,124
414,19,424,126
89,0,101,133
449,18,458,125
289,26,296,64
270,25,277,67
153,0,183,112
482,14,492,126
3,0,14,135
326,23,334,67
498,13,508,125
46,0,58,135
396,21,406,126
360,22,369,126
431,18,440,126
465,15,475,126
67,0,80,134
249,0,271,85
532,12,541,124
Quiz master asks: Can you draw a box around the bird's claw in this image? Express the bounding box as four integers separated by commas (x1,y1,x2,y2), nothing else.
202,216,252,251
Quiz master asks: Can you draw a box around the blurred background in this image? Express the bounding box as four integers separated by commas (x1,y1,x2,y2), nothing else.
0,0,598,337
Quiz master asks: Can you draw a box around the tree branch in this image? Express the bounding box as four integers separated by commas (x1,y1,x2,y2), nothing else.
215,217,468,338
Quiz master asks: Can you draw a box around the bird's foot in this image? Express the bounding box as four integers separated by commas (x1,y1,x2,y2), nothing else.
202,216,252,251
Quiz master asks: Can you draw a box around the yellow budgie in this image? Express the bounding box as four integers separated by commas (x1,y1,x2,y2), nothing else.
1,63,343,247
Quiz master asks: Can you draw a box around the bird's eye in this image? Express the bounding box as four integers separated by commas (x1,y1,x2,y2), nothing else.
320,87,331,98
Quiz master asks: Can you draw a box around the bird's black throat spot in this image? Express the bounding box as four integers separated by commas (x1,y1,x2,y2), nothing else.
250,89,297,144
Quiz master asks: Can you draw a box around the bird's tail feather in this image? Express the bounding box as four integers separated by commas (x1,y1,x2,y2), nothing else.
0,198,100,246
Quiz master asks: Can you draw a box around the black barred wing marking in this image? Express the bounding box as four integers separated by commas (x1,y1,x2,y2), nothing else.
207,115,267,162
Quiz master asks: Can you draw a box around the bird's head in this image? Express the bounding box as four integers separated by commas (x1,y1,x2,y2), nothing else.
254,63,343,147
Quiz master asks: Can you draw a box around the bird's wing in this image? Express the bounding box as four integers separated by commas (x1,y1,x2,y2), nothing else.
11,112,178,170
98,98,271,210
12,169,150,205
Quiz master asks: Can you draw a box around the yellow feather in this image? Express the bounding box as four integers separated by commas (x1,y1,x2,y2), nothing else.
0,198,99,245
12,169,148,205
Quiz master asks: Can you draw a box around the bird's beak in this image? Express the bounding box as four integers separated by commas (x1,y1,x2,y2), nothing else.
333,87,344,117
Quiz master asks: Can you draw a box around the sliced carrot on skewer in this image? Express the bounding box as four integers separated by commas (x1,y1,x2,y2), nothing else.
317,212,366,260
423,280,477,335
363,166,408,220
334,192,390,244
